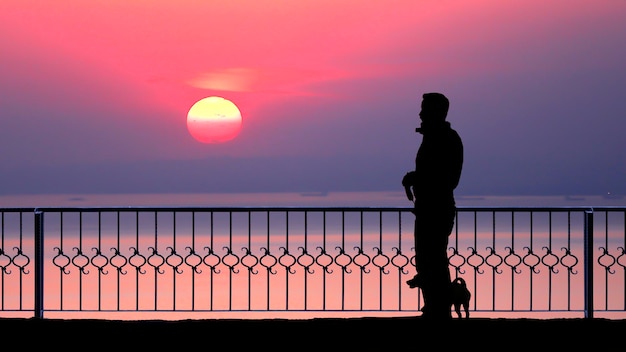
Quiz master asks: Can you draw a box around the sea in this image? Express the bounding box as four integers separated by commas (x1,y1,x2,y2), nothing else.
0,191,624,208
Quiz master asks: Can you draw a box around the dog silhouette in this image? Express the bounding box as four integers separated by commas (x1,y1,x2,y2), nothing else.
450,277,471,319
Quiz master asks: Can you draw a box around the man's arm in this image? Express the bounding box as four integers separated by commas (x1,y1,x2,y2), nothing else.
402,171,415,201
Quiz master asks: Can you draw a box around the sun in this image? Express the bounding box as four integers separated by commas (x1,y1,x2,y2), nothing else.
187,96,242,143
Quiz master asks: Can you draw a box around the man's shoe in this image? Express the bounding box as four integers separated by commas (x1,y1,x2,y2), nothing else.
406,274,423,288
419,309,452,321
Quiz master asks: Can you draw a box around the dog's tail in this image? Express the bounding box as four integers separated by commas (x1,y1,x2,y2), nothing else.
452,277,466,286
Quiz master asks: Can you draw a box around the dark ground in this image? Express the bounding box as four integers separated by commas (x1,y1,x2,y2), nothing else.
3,316,625,348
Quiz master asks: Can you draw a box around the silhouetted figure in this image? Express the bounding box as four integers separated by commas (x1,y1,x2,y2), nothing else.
402,92,463,320
450,277,471,319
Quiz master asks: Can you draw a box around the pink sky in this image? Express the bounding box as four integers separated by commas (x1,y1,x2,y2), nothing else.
0,0,625,197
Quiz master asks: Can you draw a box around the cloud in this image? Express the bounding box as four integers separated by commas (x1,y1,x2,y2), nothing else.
186,67,350,96
186,68,258,92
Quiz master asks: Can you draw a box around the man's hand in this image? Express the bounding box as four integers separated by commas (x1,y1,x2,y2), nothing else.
402,172,415,202
402,171,414,187
404,186,414,202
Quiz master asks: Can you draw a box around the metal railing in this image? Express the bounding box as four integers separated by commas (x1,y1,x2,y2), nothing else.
1,206,625,320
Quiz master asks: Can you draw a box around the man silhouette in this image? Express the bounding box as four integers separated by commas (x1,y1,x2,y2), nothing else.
402,92,463,320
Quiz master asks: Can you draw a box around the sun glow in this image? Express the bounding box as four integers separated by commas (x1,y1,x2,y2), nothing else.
186,96,242,143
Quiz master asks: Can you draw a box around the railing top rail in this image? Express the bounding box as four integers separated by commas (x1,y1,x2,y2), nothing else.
0,207,37,212
0,205,618,213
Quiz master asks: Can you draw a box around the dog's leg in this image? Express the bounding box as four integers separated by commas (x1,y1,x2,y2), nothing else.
454,304,462,319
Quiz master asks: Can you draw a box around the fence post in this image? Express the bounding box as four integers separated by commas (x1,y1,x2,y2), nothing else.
583,209,594,319
34,210,44,319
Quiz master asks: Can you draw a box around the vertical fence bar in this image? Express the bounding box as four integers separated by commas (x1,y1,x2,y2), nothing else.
584,209,594,319
34,210,44,319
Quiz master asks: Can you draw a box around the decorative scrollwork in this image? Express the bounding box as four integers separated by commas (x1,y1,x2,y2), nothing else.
202,246,221,274
466,247,485,275
560,247,579,275
52,247,71,274
541,247,560,274
222,246,240,274
0,248,13,274
597,247,616,274
71,247,90,274
334,246,353,274
485,246,503,274
146,247,165,274
109,247,128,275
241,247,259,275
278,246,296,274
296,247,315,274
184,247,203,274
617,247,626,269
165,247,184,274
352,246,371,274
448,246,467,275
314,246,333,274
372,247,391,275
259,247,278,274
390,247,409,275
522,246,541,274
91,247,109,275
128,246,147,274
503,246,522,274
10,247,30,275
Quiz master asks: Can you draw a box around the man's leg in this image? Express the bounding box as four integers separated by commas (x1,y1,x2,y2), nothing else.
410,211,428,285
412,212,439,315
425,255,452,319
414,208,455,319
427,207,456,319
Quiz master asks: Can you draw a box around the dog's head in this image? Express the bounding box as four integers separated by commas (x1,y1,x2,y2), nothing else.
452,277,467,287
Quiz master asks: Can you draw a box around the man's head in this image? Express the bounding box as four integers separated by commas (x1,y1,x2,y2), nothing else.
419,92,449,123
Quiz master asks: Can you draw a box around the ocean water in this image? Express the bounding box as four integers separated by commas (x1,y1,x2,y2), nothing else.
0,191,624,208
